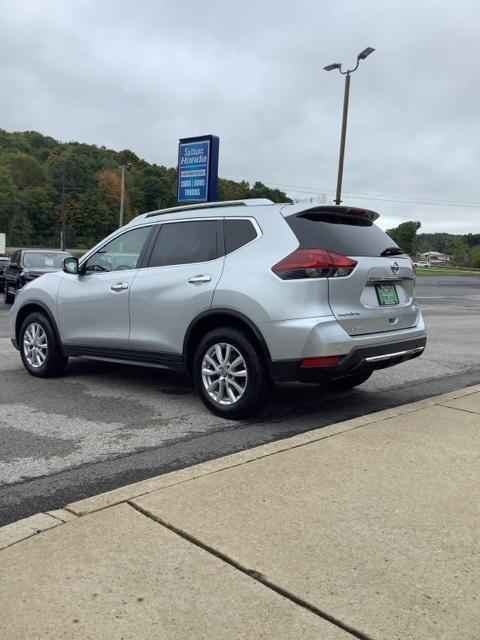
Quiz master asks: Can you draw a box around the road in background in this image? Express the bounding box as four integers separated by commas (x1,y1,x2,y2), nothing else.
1,275,479,525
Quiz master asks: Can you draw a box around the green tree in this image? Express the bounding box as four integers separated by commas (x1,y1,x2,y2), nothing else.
386,221,421,255
218,179,249,201
469,245,480,268
465,233,480,247
0,129,291,248
248,181,292,203
448,237,470,265
21,186,58,246
0,151,45,188
141,175,176,210
0,166,19,232
8,211,33,246
47,151,95,194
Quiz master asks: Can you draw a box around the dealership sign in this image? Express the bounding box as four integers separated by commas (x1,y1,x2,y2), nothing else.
177,135,219,203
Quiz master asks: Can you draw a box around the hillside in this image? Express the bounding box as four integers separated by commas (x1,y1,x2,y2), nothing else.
0,129,290,249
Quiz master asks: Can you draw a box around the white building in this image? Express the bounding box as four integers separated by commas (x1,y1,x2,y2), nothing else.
419,251,451,264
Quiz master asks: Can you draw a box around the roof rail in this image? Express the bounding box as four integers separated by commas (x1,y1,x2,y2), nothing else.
145,198,274,218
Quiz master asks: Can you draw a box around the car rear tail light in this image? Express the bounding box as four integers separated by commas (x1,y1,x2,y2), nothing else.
272,248,357,280
301,356,343,367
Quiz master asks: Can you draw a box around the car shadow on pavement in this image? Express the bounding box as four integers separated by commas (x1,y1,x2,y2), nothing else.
63,356,371,424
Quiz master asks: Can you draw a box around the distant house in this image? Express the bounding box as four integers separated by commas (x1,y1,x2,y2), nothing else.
420,251,451,265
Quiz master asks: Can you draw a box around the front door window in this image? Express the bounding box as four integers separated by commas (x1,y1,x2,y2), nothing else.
84,226,151,273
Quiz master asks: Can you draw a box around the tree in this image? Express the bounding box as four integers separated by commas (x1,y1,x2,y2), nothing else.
20,186,58,247
249,181,292,203
470,245,480,268
141,175,176,211
8,210,33,246
0,166,19,232
0,129,291,248
386,221,421,255
0,151,45,188
218,179,249,201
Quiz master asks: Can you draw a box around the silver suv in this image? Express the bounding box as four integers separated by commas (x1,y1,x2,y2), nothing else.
9,199,426,418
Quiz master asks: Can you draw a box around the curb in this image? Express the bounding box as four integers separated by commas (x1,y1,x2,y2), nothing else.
2,383,480,551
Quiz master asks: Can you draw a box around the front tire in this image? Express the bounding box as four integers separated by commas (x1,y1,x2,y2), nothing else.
19,312,68,377
3,284,14,304
193,327,271,419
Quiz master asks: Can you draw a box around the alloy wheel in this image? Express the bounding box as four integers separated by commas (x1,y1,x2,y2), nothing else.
201,342,248,405
23,322,48,368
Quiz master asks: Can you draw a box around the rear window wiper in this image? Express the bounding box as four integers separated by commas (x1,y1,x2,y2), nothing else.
380,247,404,256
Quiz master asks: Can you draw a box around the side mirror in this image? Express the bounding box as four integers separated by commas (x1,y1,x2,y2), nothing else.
63,257,79,275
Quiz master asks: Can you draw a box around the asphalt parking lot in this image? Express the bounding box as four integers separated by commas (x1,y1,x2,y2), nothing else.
1,275,479,526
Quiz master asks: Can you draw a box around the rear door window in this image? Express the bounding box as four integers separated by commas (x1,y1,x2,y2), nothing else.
147,220,221,267
286,212,399,256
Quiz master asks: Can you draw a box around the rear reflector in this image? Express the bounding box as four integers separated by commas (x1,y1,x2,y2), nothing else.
301,356,343,367
272,248,357,280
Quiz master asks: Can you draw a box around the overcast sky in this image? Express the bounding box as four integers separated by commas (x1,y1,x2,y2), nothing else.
1,0,480,233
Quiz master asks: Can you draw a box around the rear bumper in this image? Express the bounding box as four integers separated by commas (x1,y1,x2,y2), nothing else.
269,335,427,382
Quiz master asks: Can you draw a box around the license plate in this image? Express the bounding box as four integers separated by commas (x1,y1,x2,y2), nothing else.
376,283,399,305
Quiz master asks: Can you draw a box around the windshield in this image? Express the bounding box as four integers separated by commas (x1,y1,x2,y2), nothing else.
23,252,70,268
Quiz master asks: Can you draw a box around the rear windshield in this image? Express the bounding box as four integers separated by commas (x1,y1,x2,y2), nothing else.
286,212,399,257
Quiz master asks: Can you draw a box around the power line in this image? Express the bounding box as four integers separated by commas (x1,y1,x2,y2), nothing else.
227,175,480,209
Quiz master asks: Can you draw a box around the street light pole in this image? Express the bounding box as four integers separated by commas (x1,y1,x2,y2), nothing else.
336,71,351,206
324,47,375,206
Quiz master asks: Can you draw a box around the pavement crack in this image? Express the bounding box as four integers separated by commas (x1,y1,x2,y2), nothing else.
438,403,480,416
128,501,374,640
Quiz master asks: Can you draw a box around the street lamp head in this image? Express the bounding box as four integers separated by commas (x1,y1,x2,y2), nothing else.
357,47,375,60
324,63,341,72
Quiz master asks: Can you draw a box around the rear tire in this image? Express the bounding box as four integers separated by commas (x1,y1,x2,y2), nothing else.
328,371,373,390
193,327,272,419
19,312,68,377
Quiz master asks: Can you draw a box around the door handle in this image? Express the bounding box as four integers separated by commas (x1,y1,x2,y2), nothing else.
110,282,129,291
188,275,211,284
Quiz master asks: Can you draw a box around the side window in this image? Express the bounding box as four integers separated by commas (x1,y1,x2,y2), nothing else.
148,220,221,267
84,226,151,273
225,219,257,254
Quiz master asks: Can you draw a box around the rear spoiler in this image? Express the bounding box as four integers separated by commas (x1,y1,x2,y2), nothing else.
281,204,380,222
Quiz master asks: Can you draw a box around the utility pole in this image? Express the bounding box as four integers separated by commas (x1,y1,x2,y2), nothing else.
60,172,66,251
118,164,130,228
324,47,375,206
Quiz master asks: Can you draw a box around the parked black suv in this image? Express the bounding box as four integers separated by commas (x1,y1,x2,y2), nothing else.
3,249,71,304
0,256,10,296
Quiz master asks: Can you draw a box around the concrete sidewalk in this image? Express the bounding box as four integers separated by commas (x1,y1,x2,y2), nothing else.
1,386,480,640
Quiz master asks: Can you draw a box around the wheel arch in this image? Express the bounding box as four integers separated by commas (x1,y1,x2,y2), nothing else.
15,301,62,349
183,309,271,374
